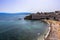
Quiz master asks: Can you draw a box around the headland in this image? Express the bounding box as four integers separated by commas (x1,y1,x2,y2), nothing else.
24,11,60,40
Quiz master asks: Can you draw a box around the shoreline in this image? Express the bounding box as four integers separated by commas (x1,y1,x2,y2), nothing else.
43,20,51,40
24,11,60,40
44,27,51,39
43,20,60,40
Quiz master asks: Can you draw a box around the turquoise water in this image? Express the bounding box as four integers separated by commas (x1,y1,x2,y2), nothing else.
0,14,49,40
0,20,48,40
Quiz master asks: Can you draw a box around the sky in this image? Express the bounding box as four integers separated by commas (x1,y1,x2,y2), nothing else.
0,0,60,13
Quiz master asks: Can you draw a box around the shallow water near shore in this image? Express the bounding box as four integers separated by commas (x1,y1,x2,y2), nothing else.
0,15,49,40
0,20,49,40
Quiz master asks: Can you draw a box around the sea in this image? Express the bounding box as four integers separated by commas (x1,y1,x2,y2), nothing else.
0,13,49,40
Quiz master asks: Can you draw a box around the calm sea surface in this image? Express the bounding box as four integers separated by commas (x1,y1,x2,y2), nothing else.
0,14,49,40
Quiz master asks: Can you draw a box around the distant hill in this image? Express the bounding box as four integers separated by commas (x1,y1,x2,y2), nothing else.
0,12,31,15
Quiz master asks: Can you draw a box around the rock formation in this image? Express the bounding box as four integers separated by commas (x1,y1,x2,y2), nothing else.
24,11,60,21
24,14,32,20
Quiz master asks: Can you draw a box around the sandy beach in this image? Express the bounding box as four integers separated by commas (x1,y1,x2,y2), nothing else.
44,20,60,40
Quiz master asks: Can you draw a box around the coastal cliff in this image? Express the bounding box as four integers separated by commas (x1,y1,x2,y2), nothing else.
24,11,60,21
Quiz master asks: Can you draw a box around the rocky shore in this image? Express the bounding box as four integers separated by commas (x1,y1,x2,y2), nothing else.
44,20,60,40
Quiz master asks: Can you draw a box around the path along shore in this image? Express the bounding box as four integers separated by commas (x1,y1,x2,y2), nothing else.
44,20,60,40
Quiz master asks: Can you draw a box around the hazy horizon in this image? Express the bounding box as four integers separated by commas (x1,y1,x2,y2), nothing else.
0,0,60,13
